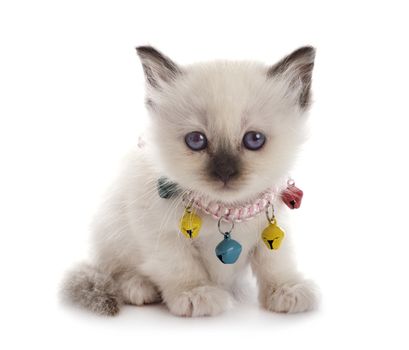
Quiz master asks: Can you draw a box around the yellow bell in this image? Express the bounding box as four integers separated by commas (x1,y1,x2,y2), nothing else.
261,218,285,250
179,209,202,239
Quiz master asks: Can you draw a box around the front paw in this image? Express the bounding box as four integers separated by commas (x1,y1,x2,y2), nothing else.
165,285,233,317
261,280,319,313
121,277,161,306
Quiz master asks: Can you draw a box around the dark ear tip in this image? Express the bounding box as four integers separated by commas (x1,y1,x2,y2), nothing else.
291,46,316,62
268,46,316,77
298,45,316,53
135,45,159,57
135,46,181,87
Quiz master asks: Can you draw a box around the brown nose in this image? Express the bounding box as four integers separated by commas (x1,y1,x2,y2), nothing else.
213,166,238,184
209,151,240,184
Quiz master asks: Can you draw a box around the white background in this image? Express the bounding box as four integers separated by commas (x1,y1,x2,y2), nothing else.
1,0,408,349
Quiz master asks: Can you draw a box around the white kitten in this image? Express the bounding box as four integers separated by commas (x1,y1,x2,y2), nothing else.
61,46,319,316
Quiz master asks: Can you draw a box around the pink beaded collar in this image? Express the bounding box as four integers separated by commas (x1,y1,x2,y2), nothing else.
183,188,276,223
182,179,303,223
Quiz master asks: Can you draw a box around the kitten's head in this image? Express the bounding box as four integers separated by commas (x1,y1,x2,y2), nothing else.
137,46,315,203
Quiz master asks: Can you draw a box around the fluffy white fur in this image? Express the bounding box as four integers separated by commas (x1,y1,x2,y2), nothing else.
61,46,319,317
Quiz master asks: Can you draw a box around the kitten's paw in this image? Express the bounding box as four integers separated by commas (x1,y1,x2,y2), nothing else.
120,276,161,305
262,280,319,313
166,285,233,317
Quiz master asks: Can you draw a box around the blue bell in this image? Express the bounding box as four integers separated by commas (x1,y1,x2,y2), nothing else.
215,233,242,264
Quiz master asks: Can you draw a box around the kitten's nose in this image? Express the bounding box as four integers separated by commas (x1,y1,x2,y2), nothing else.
209,151,240,185
213,167,238,184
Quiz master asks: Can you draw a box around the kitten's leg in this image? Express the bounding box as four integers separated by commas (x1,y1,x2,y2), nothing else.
115,270,161,306
142,238,233,317
250,239,319,313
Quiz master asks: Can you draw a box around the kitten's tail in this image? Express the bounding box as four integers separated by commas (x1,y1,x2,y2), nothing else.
60,263,121,316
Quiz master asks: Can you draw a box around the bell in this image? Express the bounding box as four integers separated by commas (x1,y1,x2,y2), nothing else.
261,219,285,250
215,234,242,264
281,184,303,209
179,209,202,239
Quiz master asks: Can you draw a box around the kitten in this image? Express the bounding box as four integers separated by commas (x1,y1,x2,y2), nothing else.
61,46,319,317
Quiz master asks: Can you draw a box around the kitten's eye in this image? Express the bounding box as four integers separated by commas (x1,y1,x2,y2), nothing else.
243,131,266,150
185,131,208,151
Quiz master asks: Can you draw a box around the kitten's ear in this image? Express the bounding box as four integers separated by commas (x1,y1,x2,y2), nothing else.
268,46,316,109
136,46,181,88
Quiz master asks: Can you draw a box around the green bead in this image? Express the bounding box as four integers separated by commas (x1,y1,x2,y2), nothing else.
157,177,180,199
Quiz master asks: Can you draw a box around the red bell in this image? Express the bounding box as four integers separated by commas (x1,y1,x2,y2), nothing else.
281,182,303,209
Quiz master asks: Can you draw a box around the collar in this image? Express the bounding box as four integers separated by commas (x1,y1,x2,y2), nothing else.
183,188,274,222
157,176,303,222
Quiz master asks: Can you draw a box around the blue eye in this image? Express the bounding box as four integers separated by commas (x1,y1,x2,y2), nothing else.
243,131,266,150
185,131,208,151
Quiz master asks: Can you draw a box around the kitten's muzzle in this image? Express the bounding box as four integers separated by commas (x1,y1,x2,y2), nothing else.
208,151,240,185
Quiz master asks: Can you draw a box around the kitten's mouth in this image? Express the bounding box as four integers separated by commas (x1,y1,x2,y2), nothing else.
218,182,235,191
